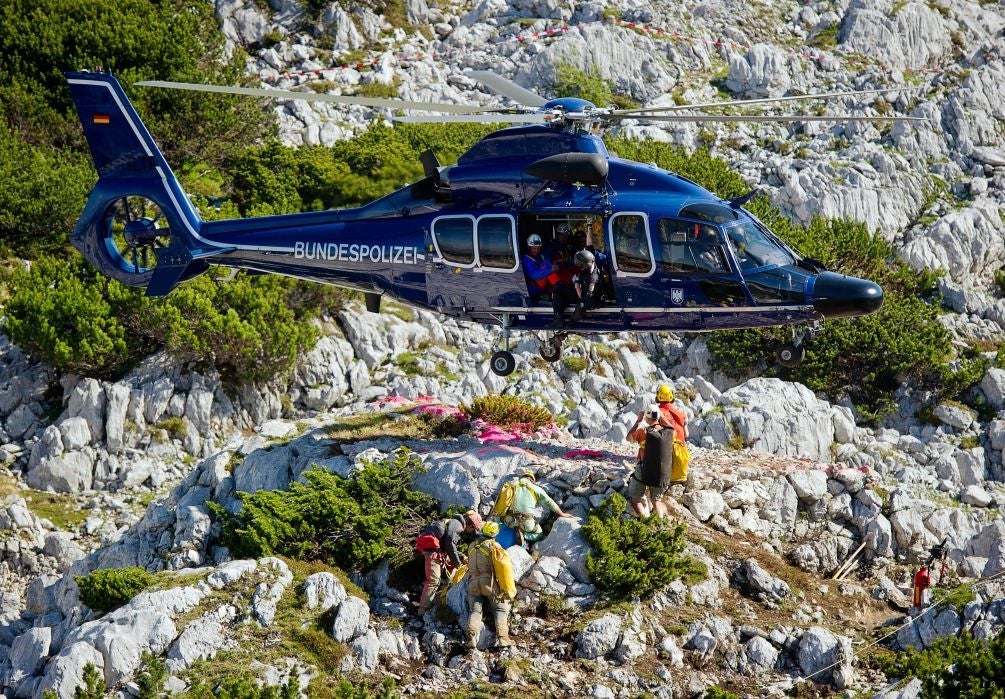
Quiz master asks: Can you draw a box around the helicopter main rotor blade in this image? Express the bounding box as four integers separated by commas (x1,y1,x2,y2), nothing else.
615,87,920,116
466,71,548,108
619,113,925,123
393,113,549,123
135,80,497,114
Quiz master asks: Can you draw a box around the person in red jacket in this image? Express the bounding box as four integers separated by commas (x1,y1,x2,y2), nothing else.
656,384,688,441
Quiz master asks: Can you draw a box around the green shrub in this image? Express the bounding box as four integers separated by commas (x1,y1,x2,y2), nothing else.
75,566,155,614
3,256,347,383
563,356,589,373
209,448,439,572
3,256,151,377
183,675,301,699
461,393,554,431
581,493,706,599
136,653,167,699
881,632,1005,697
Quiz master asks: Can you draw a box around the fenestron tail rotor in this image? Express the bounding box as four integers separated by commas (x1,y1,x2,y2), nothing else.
103,196,171,284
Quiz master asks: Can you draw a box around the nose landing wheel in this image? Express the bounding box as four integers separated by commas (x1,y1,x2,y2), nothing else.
774,322,819,368
775,343,805,369
489,313,517,377
490,351,516,376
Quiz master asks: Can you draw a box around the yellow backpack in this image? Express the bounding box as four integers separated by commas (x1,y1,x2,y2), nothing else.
475,541,516,600
491,481,518,517
671,438,691,483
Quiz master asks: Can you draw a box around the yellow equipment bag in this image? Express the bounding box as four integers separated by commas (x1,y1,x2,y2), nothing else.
491,481,518,517
449,563,468,586
488,544,516,600
671,438,691,484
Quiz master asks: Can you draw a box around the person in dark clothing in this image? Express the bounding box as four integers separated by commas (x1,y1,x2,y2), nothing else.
416,510,483,615
550,250,599,327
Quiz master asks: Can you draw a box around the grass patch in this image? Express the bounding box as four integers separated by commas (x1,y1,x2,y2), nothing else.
325,410,465,442
24,491,89,530
562,356,589,373
383,300,416,322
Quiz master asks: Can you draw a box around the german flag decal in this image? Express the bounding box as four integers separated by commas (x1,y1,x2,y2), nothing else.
92,113,110,124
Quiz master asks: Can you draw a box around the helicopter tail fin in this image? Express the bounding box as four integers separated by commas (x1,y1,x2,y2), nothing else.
65,71,219,296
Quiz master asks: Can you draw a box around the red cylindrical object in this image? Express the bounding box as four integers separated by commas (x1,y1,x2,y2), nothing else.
913,567,931,607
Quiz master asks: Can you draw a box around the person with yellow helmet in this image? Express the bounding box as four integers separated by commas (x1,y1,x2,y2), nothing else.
655,384,688,441
466,521,516,649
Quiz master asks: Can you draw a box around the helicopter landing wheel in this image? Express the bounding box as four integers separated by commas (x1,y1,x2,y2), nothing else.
490,350,516,377
775,343,805,369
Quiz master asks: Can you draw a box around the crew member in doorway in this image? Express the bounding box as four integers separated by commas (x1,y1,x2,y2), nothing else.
550,250,599,328
522,234,552,301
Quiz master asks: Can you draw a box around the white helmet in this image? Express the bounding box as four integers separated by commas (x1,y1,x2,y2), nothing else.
527,234,543,246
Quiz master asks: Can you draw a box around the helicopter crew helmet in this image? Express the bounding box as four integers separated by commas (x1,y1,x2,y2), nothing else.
656,384,674,403
527,234,543,247
556,223,571,236
574,250,595,268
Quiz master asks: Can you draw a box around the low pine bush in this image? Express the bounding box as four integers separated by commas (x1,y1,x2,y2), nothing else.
209,448,439,571
461,393,554,432
74,567,156,614
581,493,706,599
881,632,1005,698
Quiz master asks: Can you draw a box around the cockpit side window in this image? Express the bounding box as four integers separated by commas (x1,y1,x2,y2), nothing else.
658,218,729,274
611,213,654,275
724,221,795,271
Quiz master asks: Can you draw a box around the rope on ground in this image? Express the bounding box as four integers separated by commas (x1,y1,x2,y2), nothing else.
794,568,1005,685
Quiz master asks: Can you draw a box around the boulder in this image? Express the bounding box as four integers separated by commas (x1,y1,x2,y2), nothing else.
535,515,592,583
575,614,622,659
303,572,348,612
331,597,370,643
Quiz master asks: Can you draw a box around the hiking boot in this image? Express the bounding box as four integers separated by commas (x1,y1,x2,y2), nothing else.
547,318,565,329
571,305,586,322
495,638,515,648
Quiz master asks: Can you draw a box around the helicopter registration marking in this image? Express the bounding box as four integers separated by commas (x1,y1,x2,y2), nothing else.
293,242,422,264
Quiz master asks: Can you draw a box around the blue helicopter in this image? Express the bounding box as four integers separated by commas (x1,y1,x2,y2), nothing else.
65,70,914,376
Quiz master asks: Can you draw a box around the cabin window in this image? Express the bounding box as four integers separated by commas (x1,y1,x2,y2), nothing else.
432,216,475,266
477,216,517,271
657,218,729,274
611,213,654,275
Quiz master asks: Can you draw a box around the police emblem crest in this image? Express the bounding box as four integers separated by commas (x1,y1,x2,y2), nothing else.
670,287,684,305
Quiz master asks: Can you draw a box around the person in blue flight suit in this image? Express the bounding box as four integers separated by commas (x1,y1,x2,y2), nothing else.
522,234,552,301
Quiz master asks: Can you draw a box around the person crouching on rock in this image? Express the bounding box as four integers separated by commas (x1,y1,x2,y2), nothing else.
466,521,516,650
415,509,482,616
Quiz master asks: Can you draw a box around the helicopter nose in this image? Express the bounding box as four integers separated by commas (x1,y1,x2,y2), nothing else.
811,271,884,318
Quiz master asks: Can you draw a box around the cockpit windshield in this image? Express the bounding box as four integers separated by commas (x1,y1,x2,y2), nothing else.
723,220,795,271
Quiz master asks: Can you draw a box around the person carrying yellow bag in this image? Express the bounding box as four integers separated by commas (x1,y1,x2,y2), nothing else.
465,521,516,650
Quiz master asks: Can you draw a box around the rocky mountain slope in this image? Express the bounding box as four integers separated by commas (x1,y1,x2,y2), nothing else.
3,0,1005,697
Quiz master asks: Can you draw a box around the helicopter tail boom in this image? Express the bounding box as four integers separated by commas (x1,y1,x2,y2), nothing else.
65,71,216,295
